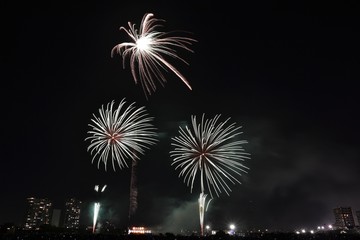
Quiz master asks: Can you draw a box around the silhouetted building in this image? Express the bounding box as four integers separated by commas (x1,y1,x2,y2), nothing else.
51,209,61,227
24,197,52,230
356,210,360,226
333,207,355,229
63,198,82,229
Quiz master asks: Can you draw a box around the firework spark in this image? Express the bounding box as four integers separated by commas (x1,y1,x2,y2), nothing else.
85,98,158,171
93,185,107,234
170,114,250,235
111,13,197,98
93,203,100,233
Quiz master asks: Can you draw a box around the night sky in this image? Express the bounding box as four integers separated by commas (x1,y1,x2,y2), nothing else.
2,0,360,234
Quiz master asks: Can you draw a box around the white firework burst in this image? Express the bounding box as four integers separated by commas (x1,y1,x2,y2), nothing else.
170,114,250,198
86,98,158,171
111,13,197,98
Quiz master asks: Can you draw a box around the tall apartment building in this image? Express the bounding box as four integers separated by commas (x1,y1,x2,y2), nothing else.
356,210,360,226
24,197,52,230
333,207,356,229
51,209,61,227
63,198,82,229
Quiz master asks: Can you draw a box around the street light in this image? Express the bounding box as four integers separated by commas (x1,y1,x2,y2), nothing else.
205,225,210,235
229,224,235,235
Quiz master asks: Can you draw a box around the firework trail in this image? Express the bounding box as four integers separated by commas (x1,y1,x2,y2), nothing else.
170,114,250,235
111,13,197,98
93,203,100,233
128,158,138,222
86,99,157,226
93,185,107,233
85,98,158,171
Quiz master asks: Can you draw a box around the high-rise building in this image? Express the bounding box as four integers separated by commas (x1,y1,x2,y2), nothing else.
24,197,52,230
63,198,82,229
51,209,61,227
333,207,355,229
356,210,360,227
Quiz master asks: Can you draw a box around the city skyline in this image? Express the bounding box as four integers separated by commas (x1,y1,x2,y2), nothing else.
2,0,360,234
15,195,360,231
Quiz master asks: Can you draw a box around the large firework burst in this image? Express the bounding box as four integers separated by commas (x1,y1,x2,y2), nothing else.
85,98,158,171
170,114,250,235
111,13,196,98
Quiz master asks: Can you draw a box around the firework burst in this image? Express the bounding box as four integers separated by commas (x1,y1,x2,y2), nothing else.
170,114,250,235
85,98,158,171
111,13,196,98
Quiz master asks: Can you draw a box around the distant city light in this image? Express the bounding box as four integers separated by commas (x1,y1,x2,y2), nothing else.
296,223,335,235
128,226,151,234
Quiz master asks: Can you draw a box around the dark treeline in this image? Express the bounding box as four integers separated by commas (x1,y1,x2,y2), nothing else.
1,230,360,240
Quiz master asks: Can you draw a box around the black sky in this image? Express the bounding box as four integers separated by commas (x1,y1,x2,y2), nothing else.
2,0,360,233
